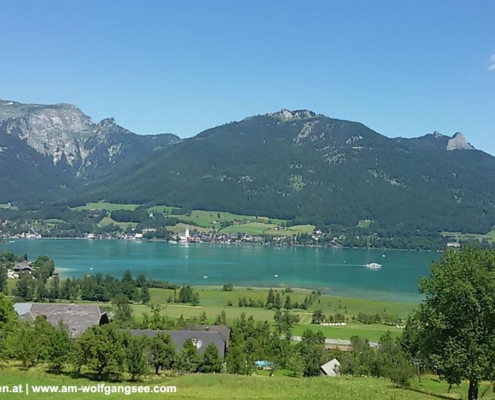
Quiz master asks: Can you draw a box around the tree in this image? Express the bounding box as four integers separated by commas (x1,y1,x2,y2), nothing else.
48,276,61,300
36,279,48,302
14,273,35,301
284,295,292,310
46,320,71,373
147,332,175,374
266,289,275,307
403,247,495,400
121,269,137,300
76,325,125,379
287,351,305,377
15,322,41,368
222,283,233,291
126,336,148,380
215,310,227,325
200,343,222,373
0,265,8,294
136,273,147,288
311,310,324,324
112,294,133,327
226,344,247,374
140,286,150,304
174,338,200,374
14,316,52,368
274,293,282,309
377,332,414,385
0,294,17,363
179,285,195,303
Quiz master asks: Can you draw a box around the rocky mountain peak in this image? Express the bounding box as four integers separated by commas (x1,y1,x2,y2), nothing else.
97,117,117,127
447,132,474,151
269,109,319,121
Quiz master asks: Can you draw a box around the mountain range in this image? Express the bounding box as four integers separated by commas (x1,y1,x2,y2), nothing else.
1,99,494,234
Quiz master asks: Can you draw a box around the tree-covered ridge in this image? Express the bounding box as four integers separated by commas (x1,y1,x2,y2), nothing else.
91,111,495,234
2,99,495,236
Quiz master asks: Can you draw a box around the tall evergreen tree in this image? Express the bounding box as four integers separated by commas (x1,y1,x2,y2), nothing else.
200,343,222,373
174,338,200,374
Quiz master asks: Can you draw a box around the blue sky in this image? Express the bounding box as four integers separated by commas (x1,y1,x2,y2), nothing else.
1,0,494,154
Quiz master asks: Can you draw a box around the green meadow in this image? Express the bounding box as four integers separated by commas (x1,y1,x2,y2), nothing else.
0,367,491,400
73,202,140,211
442,229,495,244
129,287,415,342
70,202,317,236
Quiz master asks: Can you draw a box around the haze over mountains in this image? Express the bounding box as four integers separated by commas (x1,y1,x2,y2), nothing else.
1,98,494,234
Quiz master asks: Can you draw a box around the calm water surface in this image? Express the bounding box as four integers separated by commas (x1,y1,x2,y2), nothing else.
1,239,441,302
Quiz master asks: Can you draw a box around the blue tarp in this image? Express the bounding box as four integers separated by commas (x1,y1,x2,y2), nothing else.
255,360,274,368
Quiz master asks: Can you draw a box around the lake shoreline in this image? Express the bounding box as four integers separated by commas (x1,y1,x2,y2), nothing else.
2,238,437,304
3,236,445,253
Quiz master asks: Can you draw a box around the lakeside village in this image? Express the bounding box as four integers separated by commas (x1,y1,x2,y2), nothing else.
1,222,464,251
4,226,334,247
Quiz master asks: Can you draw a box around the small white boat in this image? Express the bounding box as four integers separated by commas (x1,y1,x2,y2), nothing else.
274,274,278,278
203,275,208,279
365,262,382,269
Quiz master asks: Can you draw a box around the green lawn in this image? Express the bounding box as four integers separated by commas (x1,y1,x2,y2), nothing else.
0,367,491,399
97,216,137,229
73,202,140,211
291,322,402,342
263,225,316,236
357,220,372,228
166,222,212,234
309,296,417,320
220,222,284,235
0,203,18,210
142,287,414,341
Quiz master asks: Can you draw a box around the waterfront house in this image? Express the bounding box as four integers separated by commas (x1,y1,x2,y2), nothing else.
13,303,109,338
13,262,33,274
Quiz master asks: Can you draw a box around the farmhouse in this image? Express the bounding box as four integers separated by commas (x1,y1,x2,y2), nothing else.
128,329,229,358
13,262,33,274
13,303,109,338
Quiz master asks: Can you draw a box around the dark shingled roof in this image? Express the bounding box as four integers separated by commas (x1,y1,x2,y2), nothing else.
127,329,228,358
14,303,108,338
179,324,231,343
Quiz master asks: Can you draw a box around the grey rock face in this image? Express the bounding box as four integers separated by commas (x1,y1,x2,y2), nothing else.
446,132,475,151
0,101,94,166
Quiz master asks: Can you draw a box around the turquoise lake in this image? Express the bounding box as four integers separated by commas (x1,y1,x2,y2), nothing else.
0,239,442,302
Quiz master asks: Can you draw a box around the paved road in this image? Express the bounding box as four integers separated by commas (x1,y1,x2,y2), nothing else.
291,336,379,348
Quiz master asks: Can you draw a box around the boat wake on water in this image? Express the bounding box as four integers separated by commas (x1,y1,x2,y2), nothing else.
365,262,382,269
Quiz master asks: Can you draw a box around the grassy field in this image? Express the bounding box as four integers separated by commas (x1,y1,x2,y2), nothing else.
135,287,415,341
73,202,140,211
0,203,18,210
219,222,315,236
68,202,318,237
174,210,287,228
97,216,137,229
442,228,495,244
357,220,372,228
291,323,402,342
166,222,212,234
0,367,491,399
